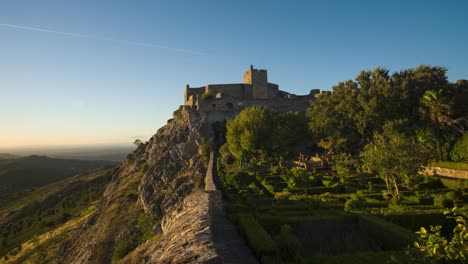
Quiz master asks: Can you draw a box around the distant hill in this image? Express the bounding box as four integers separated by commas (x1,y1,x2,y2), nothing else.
0,153,20,160
0,167,114,260
0,155,117,202
0,145,135,162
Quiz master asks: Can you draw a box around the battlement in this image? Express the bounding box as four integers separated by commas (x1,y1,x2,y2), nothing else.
181,65,319,123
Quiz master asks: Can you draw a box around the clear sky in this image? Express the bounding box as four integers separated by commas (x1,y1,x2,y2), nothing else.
1,0,467,148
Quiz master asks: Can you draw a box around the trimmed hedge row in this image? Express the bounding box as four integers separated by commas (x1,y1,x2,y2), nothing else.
358,215,415,250
237,213,277,257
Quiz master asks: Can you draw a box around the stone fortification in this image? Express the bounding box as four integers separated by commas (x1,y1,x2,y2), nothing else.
182,65,322,124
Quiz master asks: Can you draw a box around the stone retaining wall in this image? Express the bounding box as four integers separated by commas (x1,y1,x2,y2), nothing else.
424,167,468,180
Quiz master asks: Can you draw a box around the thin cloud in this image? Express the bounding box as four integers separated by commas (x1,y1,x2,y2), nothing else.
0,23,204,55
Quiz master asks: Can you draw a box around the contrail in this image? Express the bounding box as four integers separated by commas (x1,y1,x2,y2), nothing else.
0,23,204,55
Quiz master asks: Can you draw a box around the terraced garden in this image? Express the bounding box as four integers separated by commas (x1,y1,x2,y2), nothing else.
217,160,468,264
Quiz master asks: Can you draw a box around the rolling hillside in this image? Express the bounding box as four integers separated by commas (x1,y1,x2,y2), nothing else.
0,155,117,203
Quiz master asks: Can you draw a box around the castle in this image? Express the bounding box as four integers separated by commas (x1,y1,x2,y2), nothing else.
180,65,322,123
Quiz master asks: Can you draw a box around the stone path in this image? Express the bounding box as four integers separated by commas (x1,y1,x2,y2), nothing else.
206,152,259,264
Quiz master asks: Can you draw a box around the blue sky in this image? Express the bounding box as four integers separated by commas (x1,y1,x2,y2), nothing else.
1,0,467,148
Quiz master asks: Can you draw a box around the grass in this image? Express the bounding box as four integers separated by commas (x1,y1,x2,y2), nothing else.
0,168,113,257
431,161,468,171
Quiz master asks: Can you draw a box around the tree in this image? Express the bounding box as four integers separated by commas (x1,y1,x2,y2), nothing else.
226,106,273,164
419,90,452,160
361,120,429,200
226,106,307,165
133,139,143,147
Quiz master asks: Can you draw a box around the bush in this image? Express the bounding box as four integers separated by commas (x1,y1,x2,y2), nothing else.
201,91,214,100
140,162,148,173
358,215,414,250
446,190,462,202
226,171,253,190
451,134,468,162
275,224,302,262
221,152,236,167
344,198,364,212
417,196,434,205
238,214,277,256
441,198,455,209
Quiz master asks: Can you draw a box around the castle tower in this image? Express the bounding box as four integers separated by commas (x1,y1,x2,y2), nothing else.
243,65,269,99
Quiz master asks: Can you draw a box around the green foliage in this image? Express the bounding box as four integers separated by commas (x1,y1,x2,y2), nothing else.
282,167,309,188
0,169,113,257
275,224,302,262
361,120,430,199
137,213,159,242
140,161,148,173
201,91,214,100
331,153,353,177
224,171,254,190
451,134,468,162
417,196,434,206
358,215,415,250
112,213,159,260
226,106,307,164
307,65,462,158
112,229,140,260
344,193,365,212
238,214,277,257
200,137,213,164
408,208,467,263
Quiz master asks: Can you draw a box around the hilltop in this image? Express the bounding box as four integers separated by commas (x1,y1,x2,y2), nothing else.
1,65,466,264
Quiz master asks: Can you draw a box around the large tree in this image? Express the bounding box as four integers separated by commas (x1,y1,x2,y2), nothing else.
419,89,452,160
307,65,455,155
226,106,307,164
361,121,429,200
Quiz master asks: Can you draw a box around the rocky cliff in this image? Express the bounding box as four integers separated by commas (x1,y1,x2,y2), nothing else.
61,110,216,263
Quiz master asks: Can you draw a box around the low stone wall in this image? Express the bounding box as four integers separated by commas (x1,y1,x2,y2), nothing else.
146,152,224,263
151,191,221,263
424,167,468,180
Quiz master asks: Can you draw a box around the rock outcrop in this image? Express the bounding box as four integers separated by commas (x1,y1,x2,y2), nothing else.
61,110,215,263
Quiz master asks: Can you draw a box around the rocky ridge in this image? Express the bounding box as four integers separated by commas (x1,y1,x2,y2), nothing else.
61,110,215,263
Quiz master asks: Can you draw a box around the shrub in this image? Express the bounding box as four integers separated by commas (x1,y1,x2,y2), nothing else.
446,190,462,202
275,224,302,262
221,152,235,167
408,208,467,263
441,199,455,209
201,91,214,100
331,153,354,177
137,213,159,242
344,198,364,212
451,134,468,162
112,230,140,260
140,162,148,173
358,215,414,250
200,137,213,164
417,196,434,205
238,214,277,256
226,171,253,190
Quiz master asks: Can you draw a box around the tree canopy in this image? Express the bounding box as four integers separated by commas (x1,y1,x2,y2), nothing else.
307,65,467,158
226,106,307,164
